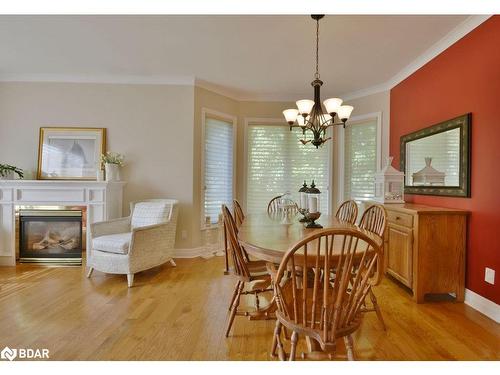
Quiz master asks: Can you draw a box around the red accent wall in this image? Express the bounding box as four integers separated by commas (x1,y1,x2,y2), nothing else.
390,16,500,304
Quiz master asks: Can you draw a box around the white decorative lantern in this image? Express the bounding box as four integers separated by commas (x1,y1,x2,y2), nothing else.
412,157,445,186
374,156,405,204
305,180,323,228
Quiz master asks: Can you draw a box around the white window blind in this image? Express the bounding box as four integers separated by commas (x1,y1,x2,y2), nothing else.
246,124,329,214
344,119,378,202
204,117,233,225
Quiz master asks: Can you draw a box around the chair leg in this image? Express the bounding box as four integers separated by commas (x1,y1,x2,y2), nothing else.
228,281,241,311
225,281,243,337
169,259,177,267
289,331,298,361
275,321,287,361
343,335,355,361
271,319,282,357
86,267,93,278
127,273,134,288
370,288,387,331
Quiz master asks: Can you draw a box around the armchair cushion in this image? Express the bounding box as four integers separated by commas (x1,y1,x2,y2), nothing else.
131,201,171,229
92,232,132,255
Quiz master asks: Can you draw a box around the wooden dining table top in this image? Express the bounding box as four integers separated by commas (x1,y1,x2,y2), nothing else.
238,212,383,264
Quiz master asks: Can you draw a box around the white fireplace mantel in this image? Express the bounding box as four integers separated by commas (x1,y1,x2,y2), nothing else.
0,180,126,266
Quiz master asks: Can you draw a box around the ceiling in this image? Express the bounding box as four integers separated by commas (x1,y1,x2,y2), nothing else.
0,15,471,100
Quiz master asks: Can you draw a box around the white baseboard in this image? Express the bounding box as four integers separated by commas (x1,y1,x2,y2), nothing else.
464,288,500,323
173,245,222,259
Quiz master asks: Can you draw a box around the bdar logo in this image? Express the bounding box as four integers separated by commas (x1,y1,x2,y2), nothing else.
1,347,17,361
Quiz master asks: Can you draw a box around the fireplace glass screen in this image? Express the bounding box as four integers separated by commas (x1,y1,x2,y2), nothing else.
19,210,83,264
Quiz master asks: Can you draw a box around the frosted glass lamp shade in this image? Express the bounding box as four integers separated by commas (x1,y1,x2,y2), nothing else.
323,98,343,114
296,115,310,127
338,105,354,121
283,109,299,124
296,99,314,116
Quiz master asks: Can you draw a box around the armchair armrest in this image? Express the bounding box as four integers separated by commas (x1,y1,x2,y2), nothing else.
90,216,131,239
129,220,177,257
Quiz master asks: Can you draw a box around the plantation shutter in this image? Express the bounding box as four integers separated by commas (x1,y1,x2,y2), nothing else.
204,117,233,225
246,124,329,214
344,119,378,202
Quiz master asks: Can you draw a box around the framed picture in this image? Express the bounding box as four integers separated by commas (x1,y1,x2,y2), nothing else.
37,127,106,180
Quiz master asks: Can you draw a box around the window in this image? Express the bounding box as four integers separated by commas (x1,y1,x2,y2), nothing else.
203,113,235,226
246,122,330,214
343,117,379,203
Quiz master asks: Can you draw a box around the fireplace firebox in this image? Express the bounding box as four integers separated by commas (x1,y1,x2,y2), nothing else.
19,209,83,265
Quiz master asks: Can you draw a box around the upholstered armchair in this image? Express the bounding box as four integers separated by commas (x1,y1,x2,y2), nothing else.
86,199,178,287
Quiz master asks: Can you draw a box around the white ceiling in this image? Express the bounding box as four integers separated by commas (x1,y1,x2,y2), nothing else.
0,15,472,100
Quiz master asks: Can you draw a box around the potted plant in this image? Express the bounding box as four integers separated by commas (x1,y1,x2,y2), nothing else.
0,164,24,180
100,152,124,182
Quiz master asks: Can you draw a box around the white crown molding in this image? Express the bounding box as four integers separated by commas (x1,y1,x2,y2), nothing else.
383,15,492,91
0,73,195,86
465,288,500,323
340,15,492,101
0,15,491,102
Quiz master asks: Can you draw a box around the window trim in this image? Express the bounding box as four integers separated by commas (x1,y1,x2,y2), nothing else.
200,108,237,230
243,117,333,215
337,112,382,205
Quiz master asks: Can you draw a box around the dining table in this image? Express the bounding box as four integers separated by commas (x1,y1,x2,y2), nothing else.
237,212,383,265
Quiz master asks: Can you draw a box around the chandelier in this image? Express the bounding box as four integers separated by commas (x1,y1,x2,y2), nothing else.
283,15,354,148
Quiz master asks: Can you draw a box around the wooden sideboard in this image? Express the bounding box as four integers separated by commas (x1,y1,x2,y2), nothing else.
364,202,469,303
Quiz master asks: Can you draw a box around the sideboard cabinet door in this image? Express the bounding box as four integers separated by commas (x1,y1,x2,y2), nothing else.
386,223,413,288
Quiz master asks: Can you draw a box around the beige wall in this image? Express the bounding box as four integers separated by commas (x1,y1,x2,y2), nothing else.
192,86,239,247
0,82,389,250
0,82,195,248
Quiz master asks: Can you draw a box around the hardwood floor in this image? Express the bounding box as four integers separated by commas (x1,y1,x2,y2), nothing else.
0,256,498,360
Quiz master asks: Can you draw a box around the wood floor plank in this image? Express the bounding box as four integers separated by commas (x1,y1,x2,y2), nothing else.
0,256,498,360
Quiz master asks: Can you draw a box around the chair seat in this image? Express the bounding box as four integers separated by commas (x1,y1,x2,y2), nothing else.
248,260,270,278
92,232,132,255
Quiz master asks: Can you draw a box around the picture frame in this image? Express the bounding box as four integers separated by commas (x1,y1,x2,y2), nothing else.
37,127,106,180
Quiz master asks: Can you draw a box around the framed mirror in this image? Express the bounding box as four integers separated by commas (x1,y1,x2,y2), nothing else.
400,113,471,197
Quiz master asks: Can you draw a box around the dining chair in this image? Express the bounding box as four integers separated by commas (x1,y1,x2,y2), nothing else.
233,199,245,228
358,204,387,330
267,195,299,215
267,195,284,214
222,205,274,337
271,228,382,360
335,200,358,224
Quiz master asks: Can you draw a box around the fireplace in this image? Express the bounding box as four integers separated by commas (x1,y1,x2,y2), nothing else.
18,208,84,265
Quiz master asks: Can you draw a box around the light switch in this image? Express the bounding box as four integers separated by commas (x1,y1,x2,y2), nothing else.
485,267,495,285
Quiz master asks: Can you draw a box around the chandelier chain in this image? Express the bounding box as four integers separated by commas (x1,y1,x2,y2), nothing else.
315,18,320,79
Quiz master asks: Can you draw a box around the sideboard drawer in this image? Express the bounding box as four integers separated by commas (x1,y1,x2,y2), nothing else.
387,210,413,228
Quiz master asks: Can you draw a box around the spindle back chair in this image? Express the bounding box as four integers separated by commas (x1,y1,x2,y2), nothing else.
222,205,274,337
267,195,284,214
233,199,245,228
358,203,387,330
271,228,381,360
267,195,299,215
335,200,358,224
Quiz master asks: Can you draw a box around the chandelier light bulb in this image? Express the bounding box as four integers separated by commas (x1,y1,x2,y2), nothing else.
296,99,315,116
323,98,343,115
283,109,299,124
338,105,354,121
